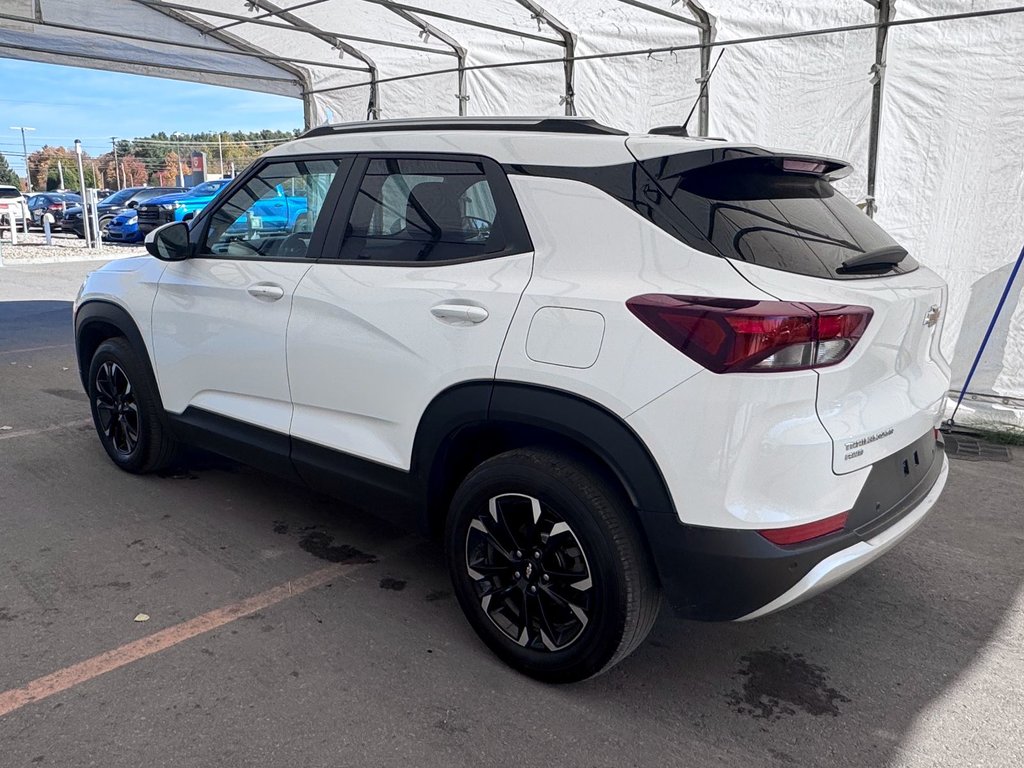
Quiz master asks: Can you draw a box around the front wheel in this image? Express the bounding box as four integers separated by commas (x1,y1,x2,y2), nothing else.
87,338,180,474
446,448,661,683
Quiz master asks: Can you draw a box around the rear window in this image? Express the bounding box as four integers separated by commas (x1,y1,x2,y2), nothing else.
0,188,21,199
641,155,918,279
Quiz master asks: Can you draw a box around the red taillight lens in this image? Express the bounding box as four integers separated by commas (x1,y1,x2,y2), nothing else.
758,511,849,545
626,295,872,373
48,204,63,210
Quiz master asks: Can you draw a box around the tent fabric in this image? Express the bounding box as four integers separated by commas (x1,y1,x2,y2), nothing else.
2,0,1023,427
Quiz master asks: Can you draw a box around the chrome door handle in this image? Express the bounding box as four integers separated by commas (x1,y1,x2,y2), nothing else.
430,304,489,324
247,283,285,301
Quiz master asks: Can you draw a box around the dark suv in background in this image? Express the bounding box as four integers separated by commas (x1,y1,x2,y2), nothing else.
62,186,184,238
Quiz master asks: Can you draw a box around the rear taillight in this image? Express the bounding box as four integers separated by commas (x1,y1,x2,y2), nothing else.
626,295,872,373
758,511,849,545
48,204,63,210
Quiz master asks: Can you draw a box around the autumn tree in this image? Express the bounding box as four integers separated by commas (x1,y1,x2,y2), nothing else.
119,155,148,187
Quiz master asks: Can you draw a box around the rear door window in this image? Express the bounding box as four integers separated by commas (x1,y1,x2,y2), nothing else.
641,154,918,279
334,156,530,264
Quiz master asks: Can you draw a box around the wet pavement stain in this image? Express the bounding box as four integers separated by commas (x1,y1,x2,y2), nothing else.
379,577,406,591
298,531,377,564
272,521,289,535
424,590,451,602
729,647,850,720
0,607,17,622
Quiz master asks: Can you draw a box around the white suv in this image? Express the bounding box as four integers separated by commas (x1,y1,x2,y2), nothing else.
0,184,29,228
74,117,950,682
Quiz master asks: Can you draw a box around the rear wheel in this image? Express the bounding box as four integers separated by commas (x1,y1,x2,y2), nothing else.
87,338,180,474
446,448,660,683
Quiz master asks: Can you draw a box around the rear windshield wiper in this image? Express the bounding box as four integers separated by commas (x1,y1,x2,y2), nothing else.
840,244,908,272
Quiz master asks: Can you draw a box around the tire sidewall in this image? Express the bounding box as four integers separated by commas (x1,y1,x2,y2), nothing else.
446,457,630,682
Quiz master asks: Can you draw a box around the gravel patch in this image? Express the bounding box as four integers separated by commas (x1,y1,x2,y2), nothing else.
0,230,144,265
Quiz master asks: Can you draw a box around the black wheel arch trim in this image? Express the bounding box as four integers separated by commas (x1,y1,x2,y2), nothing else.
75,300,159,399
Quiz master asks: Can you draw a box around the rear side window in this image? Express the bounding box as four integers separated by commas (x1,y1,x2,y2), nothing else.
337,157,528,264
641,155,918,279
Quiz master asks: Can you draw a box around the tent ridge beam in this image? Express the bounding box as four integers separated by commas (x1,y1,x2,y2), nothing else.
512,0,576,115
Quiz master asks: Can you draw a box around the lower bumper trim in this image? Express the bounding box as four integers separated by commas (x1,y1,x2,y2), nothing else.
736,455,949,621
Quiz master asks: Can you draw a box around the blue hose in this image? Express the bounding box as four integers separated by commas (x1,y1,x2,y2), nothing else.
948,243,1024,424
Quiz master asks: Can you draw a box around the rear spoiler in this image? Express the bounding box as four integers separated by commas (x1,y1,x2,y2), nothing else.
627,142,854,183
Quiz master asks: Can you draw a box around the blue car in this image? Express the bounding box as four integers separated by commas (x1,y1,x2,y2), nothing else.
105,209,142,243
136,179,232,235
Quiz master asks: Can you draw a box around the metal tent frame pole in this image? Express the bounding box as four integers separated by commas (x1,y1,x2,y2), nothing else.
612,0,713,134
513,0,577,115
245,0,382,120
376,3,468,115
865,0,894,218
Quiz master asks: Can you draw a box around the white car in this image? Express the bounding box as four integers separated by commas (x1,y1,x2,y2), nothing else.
0,184,29,228
74,117,950,682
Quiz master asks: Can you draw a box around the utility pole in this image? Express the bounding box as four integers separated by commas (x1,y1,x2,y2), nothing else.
10,126,36,192
57,160,65,190
218,132,225,177
111,137,121,190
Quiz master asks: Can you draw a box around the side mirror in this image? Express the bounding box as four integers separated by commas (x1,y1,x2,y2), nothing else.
127,200,139,209
182,210,196,222
146,221,191,261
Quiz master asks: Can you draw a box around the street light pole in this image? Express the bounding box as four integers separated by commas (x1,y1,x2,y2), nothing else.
9,126,36,192
74,139,92,249
171,132,186,187
111,137,121,190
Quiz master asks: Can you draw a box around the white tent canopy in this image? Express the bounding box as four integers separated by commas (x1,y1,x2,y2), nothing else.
2,0,1023,427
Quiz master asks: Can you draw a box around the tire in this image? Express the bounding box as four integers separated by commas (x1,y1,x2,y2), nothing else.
87,337,180,474
446,448,661,683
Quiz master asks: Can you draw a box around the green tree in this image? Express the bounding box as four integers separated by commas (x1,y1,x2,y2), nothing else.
0,151,21,188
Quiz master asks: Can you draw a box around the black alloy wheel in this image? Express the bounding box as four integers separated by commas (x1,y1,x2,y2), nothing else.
93,360,140,457
465,492,594,652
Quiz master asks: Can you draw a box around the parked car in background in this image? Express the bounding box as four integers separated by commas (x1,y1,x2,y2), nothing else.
0,185,29,228
104,209,142,243
136,179,232,234
62,186,184,238
27,192,82,227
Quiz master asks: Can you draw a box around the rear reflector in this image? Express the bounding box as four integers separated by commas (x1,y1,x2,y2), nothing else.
626,295,872,373
758,512,849,545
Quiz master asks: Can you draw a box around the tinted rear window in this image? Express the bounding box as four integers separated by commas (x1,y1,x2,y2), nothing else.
0,188,21,199
641,155,918,279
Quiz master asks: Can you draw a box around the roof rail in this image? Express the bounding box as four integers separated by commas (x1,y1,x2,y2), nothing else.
300,116,627,138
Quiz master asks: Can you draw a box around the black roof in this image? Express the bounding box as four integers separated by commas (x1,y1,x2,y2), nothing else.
301,116,627,139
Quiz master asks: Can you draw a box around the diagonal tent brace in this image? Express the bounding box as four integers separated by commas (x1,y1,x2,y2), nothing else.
513,0,577,116
377,3,469,116
245,0,382,120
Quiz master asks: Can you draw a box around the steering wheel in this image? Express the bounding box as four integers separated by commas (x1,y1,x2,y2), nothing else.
277,232,310,259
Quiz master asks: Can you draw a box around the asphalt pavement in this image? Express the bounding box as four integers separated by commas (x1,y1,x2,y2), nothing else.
1,260,1021,767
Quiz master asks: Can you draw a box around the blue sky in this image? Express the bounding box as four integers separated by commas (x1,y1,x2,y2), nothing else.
0,60,303,177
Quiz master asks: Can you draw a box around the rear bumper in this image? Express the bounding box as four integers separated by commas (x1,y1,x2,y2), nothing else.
638,432,947,621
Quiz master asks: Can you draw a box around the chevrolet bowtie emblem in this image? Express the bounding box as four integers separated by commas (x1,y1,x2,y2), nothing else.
924,305,942,328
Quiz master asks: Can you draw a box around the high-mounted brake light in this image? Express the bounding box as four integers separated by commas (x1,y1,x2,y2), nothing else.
626,295,872,373
782,158,829,174
758,512,849,545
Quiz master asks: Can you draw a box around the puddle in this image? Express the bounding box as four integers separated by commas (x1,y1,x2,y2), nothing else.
729,647,850,720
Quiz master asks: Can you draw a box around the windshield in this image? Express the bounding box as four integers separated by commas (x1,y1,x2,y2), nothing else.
189,181,227,197
100,188,139,206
